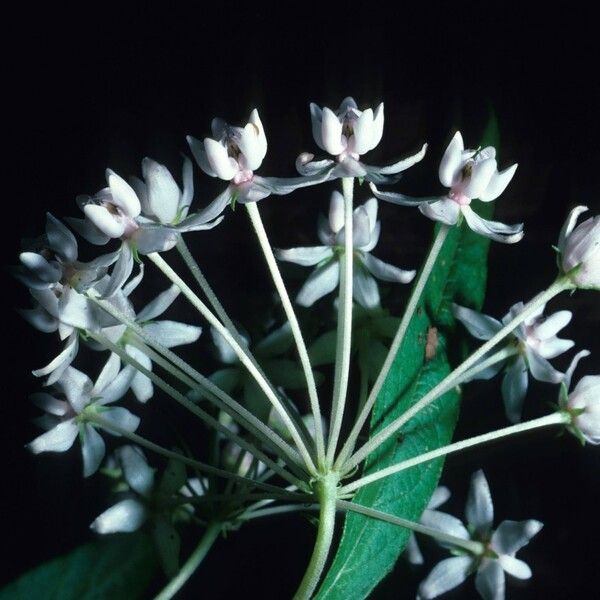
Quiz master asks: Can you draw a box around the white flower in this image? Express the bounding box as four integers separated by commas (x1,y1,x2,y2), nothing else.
558,205,600,289
559,350,600,444
188,109,329,211
371,131,523,244
276,193,415,308
99,285,202,403
406,486,451,565
27,357,139,477
300,97,427,183
418,470,543,600
222,441,267,478
453,302,573,423
91,446,204,576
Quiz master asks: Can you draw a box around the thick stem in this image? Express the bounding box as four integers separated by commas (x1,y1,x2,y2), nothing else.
327,176,354,465
146,252,318,475
336,500,484,555
245,202,326,468
293,472,339,600
343,277,572,471
334,225,450,469
340,412,569,494
89,332,303,488
154,522,221,600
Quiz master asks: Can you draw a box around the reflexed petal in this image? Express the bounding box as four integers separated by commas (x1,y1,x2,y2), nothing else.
142,158,181,224
90,498,147,534
475,559,505,600
94,353,121,396
236,180,272,203
31,393,69,416
537,337,574,359
58,367,93,412
351,207,371,248
275,246,334,266
296,153,334,177
439,132,464,187
126,345,154,403
296,260,340,307
101,244,134,299
32,334,79,384
134,225,178,254
462,206,524,244
254,170,334,195
329,190,345,233
362,197,378,232
321,107,345,155
420,510,470,540
211,327,240,365
352,108,375,155
185,185,232,225
418,556,472,599
370,182,441,207
117,445,155,496
144,320,202,348
187,135,217,177
373,143,428,175
46,213,78,262
498,555,532,579
81,424,106,477
203,138,239,180
429,486,451,510
100,407,140,433
362,253,415,283
464,158,497,199
466,469,494,533
405,533,424,565
534,310,572,340
362,221,381,252
139,285,180,321
66,215,111,246
564,349,590,390
309,103,325,150
122,263,145,297
106,169,141,217
453,304,503,340
502,357,529,423
58,286,97,330
491,519,543,555
18,306,59,333
98,365,135,404
353,268,380,309
27,419,78,453
558,205,588,254
420,198,461,226
525,347,563,384
479,164,518,202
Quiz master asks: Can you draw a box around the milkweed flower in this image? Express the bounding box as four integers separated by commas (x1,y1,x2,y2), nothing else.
558,350,600,444
187,109,330,212
371,131,524,243
27,356,139,477
558,205,600,289
298,97,427,183
417,470,543,600
453,301,573,422
276,193,415,308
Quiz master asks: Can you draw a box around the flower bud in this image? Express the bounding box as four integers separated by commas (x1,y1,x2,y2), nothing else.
567,375,600,444
559,206,600,289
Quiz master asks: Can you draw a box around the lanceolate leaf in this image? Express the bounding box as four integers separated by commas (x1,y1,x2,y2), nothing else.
317,117,499,599
0,533,157,600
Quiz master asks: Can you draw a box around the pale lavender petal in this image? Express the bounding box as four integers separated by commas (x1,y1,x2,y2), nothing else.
58,367,93,412
100,407,140,434
30,392,69,417
46,213,78,262
27,419,78,453
429,486,451,510
353,267,380,309
134,226,178,254
296,260,340,307
372,143,428,175
18,306,59,333
475,559,505,600
558,205,588,254
534,310,572,340
420,510,470,540
138,285,180,321
107,169,141,217
564,350,591,390
453,304,502,340
204,138,238,181
462,206,524,244
498,555,532,579
81,424,106,477
362,253,416,283
101,244,134,299
352,108,375,155
479,164,518,202
321,107,345,155
32,334,79,384
502,357,529,423
187,135,217,177
275,246,334,266
491,519,543,555
329,190,345,233
405,533,424,565
464,158,497,199
418,556,473,599
144,320,202,348
93,353,121,396
466,469,494,533
90,498,147,534
420,198,461,226
309,103,325,150
142,157,181,224
117,445,155,496
439,132,464,187
526,348,563,384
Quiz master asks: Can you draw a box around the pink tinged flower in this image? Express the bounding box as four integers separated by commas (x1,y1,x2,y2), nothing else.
27,357,139,477
453,302,573,423
418,470,542,600
558,205,600,289
275,193,415,308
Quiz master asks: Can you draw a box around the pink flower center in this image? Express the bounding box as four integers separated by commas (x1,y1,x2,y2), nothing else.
233,170,254,185
449,190,471,206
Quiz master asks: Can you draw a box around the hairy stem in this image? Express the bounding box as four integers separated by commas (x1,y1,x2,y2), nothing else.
327,176,354,465
335,224,449,469
245,202,326,468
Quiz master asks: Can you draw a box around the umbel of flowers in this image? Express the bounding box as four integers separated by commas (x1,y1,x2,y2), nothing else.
13,97,599,600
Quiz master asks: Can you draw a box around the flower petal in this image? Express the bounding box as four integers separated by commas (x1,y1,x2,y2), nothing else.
58,367,93,412
32,334,79,385
352,108,375,155
27,419,79,453
475,559,505,600
90,498,147,534
93,353,121,396
126,346,154,403
525,347,563,384
362,253,416,283
420,510,470,540
405,533,424,565
418,556,473,599
143,320,202,348
464,158,497,199
373,142,428,175
491,519,543,555
81,424,106,477
99,407,140,434
353,267,380,309
138,286,180,322
428,486,451,510
187,135,217,177
309,103,324,150
534,310,572,340
558,205,588,254
564,349,590,390
501,356,529,423
106,170,141,217
420,198,461,226
275,246,334,266
142,158,181,224
203,138,239,181
479,163,518,202
466,469,494,533
117,445,155,496
498,555,532,579
31,393,69,417
83,205,125,239
296,260,340,307
329,190,345,233
46,213,78,262
321,107,345,155
439,132,464,187
462,206,524,244
453,304,503,341
18,306,59,333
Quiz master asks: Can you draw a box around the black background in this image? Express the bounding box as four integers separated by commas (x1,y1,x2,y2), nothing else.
3,4,599,599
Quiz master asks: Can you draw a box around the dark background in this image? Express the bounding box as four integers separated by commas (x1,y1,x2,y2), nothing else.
3,4,599,599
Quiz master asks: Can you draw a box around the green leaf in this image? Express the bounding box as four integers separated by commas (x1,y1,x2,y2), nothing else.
317,117,499,599
1,533,157,600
